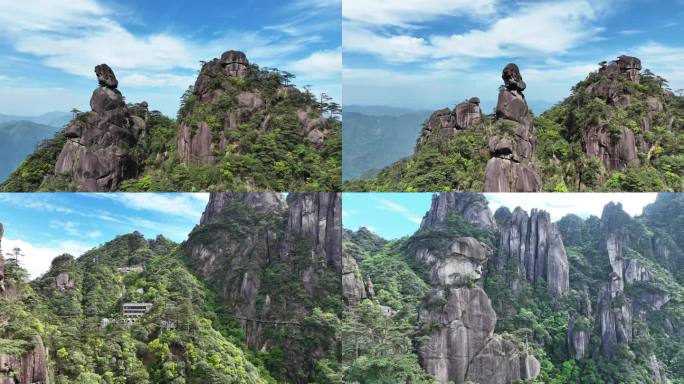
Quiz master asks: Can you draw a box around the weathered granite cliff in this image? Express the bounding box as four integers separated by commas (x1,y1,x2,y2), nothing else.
0,336,49,384
183,192,342,383
493,206,570,297
415,193,540,384
484,63,542,192
47,64,148,191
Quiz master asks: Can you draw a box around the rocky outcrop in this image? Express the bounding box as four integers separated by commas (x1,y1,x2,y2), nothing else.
484,64,541,192
416,97,482,151
582,56,643,172
418,288,539,384
420,192,497,231
52,64,147,191
342,249,373,306
495,207,570,297
415,193,539,383
55,272,74,291
597,231,634,357
415,237,491,286
0,335,49,384
567,293,592,360
200,192,285,224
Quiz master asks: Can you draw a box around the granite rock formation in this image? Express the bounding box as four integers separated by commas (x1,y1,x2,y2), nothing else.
484,63,541,192
418,287,540,384
0,336,49,384
416,97,482,151
494,206,570,297
52,64,147,191
583,56,643,172
342,248,374,306
416,193,539,384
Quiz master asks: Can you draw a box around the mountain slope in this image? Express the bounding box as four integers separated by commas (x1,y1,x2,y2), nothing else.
1,51,341,192
1,231,274,383
0,120,62,181
344,56,684,192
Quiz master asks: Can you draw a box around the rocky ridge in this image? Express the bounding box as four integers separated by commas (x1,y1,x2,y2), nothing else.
177,50,332,165
415,97,482,151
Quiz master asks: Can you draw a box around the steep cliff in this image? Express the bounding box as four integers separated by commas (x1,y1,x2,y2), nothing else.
494,206,570,297
183,192,342,383
413,193,540,384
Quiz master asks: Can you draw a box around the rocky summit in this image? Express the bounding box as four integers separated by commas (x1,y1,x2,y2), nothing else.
177,50,333,166
415,97,482,151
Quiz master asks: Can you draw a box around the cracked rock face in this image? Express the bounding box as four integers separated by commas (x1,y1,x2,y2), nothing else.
416,237,491,286
484,63,541,192
416,98,482,151
342,248,374,306
495,207,570,297
53,65,147,191
200,192,286,224
418,288,539,384
0,335,49,384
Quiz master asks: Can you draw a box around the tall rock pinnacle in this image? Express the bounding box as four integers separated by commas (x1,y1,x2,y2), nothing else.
51,64,148,191
484,63,541,192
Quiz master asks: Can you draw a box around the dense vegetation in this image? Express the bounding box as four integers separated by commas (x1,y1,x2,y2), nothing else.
343,125,488,191
344,67,684,192
1,233,275,383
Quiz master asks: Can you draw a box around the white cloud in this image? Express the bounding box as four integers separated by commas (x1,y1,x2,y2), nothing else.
344,0,607,63
373,197,423,224
485,193,658,222
3,237,94,278
343,0,496,27
94,193,206,220
634,42,684,89
289,48,341,80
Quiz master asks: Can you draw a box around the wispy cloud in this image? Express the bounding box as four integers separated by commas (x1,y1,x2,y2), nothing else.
93,193,208,219
373,197,423,224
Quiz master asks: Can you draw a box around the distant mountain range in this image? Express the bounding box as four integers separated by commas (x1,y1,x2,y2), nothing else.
0,113,70,181
0,111,71,127
342,106,431,180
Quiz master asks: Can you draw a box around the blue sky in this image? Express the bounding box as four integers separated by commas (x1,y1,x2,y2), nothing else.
343,0,684,113
0,193,209,278
342,193,658,240
0,0,341,117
